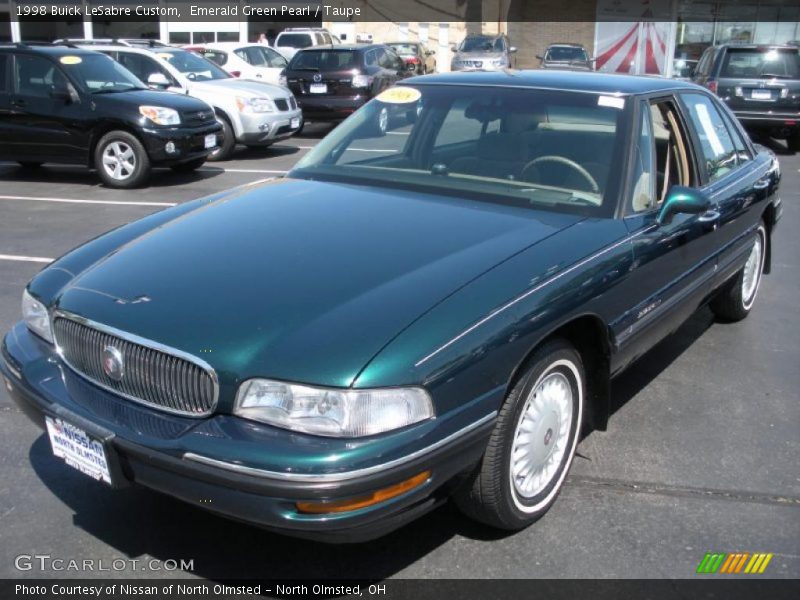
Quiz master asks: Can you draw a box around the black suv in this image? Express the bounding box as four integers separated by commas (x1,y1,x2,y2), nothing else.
0,44,221,187
285,44,412,132
692,44,800,151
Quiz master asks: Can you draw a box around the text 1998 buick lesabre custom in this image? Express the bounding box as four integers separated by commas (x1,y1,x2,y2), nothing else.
1,71,781,542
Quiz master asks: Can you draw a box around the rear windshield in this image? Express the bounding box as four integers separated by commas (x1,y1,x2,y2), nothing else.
289,50,358,71
156,48,230,81
388,43,418,55
277,33,313,49
721,48,800,79
197,49,228,67
546,47,588,62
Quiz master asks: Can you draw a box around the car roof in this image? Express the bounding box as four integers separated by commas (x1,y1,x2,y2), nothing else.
74,44,177,55
0,44,101,57
405,69,703,95
546,43,586,48
296,44,373,52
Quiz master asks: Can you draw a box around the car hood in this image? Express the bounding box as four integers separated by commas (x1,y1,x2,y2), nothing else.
94,88,211,111
54,179,582,392
189,78,288,98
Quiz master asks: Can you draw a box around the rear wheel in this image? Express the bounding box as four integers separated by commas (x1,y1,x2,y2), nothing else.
710,222,767,321
94,131,150,189
207,115,235,161
170,158,206,172
454,339,584,530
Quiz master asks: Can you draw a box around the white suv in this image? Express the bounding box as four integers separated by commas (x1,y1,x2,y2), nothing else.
274,28,338,60
80,44,302,160
192,43,289,87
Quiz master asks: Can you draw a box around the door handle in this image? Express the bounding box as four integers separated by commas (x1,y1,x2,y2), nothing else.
698,209,721,229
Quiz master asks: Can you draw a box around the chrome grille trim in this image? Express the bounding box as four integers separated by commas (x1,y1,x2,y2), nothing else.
52,310,218,418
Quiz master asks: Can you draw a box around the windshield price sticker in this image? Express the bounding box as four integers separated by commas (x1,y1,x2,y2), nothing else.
598,95,625,109
376,87,422,104
59,56,83,65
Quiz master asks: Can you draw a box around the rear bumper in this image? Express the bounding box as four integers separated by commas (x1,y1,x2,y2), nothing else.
733,111,800,134
295,95,368,121
141,122,221,164
1,323,495,542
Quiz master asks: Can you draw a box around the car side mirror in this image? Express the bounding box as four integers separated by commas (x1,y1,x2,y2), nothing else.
509,47,517,53
536,55,543,60
657,186,711,225
451,45,457,52
147,72,170,88
426,50,434,56
49,85,72,103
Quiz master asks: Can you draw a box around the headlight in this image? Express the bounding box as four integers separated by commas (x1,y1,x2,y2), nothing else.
236,96,274,113
22,289,53,344
139,106,180,126
234,379,435,437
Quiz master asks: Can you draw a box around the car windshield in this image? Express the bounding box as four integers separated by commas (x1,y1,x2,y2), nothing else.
289,50,358,71
388,43,418,55
277,33,313,49
289,85,625,216
720,48,800,79
156,49,230,80
60,53,146,93
546,47,588,62
459,36,503,52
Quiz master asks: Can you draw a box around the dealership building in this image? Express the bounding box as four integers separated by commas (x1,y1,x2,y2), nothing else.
1,0,799,76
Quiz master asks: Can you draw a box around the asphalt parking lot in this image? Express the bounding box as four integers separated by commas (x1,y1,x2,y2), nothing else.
0,127,798,581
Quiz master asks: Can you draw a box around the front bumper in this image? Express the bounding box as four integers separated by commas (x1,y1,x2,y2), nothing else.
295,95,368,122
1,323,495,542
236,108,303,146
141,122,222,164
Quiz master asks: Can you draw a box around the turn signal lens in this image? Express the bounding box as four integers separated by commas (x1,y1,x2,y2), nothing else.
295,471,431,514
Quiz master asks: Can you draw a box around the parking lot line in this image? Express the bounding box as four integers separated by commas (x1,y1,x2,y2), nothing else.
0,195,176,207
0,253,53,264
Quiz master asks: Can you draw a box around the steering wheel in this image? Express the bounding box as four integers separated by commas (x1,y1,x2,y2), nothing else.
521,155,600,194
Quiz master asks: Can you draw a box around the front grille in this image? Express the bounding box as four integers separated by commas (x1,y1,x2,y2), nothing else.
53,316,217,417
275,98,289,111
182,109,216,126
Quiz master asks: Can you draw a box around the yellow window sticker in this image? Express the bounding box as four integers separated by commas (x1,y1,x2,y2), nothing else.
375,87,422,104
157,53,174,61
59,56,82,65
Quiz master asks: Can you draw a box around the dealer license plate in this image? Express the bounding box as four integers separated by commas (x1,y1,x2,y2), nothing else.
291,117,301,129
45,416,112,485
751,89,772,100
309,83,327,94
204,134,217,149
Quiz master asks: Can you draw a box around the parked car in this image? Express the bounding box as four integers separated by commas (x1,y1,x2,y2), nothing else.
285,44,412,132
274,27,336,61
451,34,516,71
0,44,220,188
692,44,800,151
2,70,781,542
189,43,289,87
386,41,437,74
537,43,593,71
77,43,301,160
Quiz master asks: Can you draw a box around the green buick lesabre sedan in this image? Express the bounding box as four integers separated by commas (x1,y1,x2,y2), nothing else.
1,71,781,542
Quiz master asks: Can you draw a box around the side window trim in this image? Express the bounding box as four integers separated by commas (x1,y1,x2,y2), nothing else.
624,98,658,216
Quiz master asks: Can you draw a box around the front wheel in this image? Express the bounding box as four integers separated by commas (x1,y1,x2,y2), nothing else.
454,339,584,530
94,131,150,189
710,222,767,321
207,115,235,162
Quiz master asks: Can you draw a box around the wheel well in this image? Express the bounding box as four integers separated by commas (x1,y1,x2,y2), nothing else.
88,125,143,168
509,315,612,433
762,204,776,275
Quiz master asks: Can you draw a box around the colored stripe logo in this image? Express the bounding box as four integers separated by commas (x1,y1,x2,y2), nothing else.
697,552,773,574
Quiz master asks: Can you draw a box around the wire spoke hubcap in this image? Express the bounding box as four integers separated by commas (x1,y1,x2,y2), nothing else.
102,142,136,180
511,371,573,499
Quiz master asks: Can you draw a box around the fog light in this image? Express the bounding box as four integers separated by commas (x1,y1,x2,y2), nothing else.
295,471,431,514
258,122,271,132
165,141,177,154
734,86,743,97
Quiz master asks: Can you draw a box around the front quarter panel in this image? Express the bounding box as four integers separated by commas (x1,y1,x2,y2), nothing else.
354,218,633,418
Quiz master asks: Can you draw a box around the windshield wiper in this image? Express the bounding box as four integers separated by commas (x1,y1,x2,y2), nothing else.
91,88,128,94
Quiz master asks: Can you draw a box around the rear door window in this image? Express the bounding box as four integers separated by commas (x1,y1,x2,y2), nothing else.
241,47,267,66
680,92,739,182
